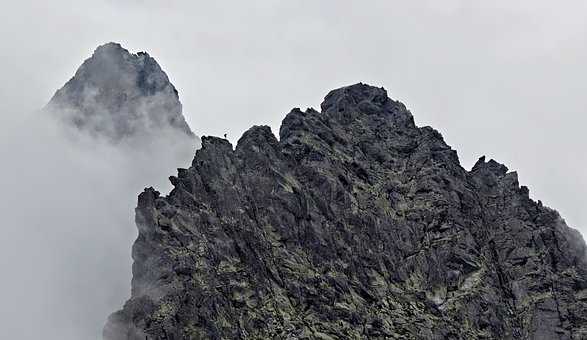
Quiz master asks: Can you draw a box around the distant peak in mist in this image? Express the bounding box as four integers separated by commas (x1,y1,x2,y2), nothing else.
45,42,194,142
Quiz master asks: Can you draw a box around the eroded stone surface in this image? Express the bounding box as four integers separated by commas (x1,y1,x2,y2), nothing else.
105,83,587,339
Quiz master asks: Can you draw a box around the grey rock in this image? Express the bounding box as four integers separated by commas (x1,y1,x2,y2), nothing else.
106,83,587,339
46,42,193,141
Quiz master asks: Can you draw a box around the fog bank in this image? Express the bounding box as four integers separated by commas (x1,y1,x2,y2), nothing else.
0,108,196,339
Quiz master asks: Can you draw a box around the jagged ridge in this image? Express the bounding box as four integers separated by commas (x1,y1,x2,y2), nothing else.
106,83,587,339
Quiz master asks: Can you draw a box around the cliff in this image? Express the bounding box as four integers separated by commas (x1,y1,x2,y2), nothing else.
105,83,587,339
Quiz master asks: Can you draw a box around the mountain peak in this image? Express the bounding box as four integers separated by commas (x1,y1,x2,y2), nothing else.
105,83,587,340
93,41,125,54
320,83,414,127
320,83,388,113
46,42,193,141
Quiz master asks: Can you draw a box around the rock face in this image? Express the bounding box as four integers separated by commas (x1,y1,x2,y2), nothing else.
46,42,193,141
105,83,587,339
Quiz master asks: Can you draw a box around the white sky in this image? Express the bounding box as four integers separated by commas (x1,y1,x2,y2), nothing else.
0,1,586,338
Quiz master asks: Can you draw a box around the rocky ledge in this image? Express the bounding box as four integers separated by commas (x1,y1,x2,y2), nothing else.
105,83,587,339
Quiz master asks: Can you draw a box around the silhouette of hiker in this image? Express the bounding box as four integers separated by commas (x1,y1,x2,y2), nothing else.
224,133,227,139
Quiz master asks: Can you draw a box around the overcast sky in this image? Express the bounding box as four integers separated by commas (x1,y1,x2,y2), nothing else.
0,1,586,338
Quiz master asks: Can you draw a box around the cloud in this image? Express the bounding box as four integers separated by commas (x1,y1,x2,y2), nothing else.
0,107,196,339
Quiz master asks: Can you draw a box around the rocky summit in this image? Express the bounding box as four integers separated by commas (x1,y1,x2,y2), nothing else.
105,83,587,339
46,42,193,141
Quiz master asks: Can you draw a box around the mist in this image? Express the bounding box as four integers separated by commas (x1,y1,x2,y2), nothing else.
0,106,196,339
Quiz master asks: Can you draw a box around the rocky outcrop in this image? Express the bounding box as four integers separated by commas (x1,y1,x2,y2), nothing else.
105,83,587,339
46,42,193,141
